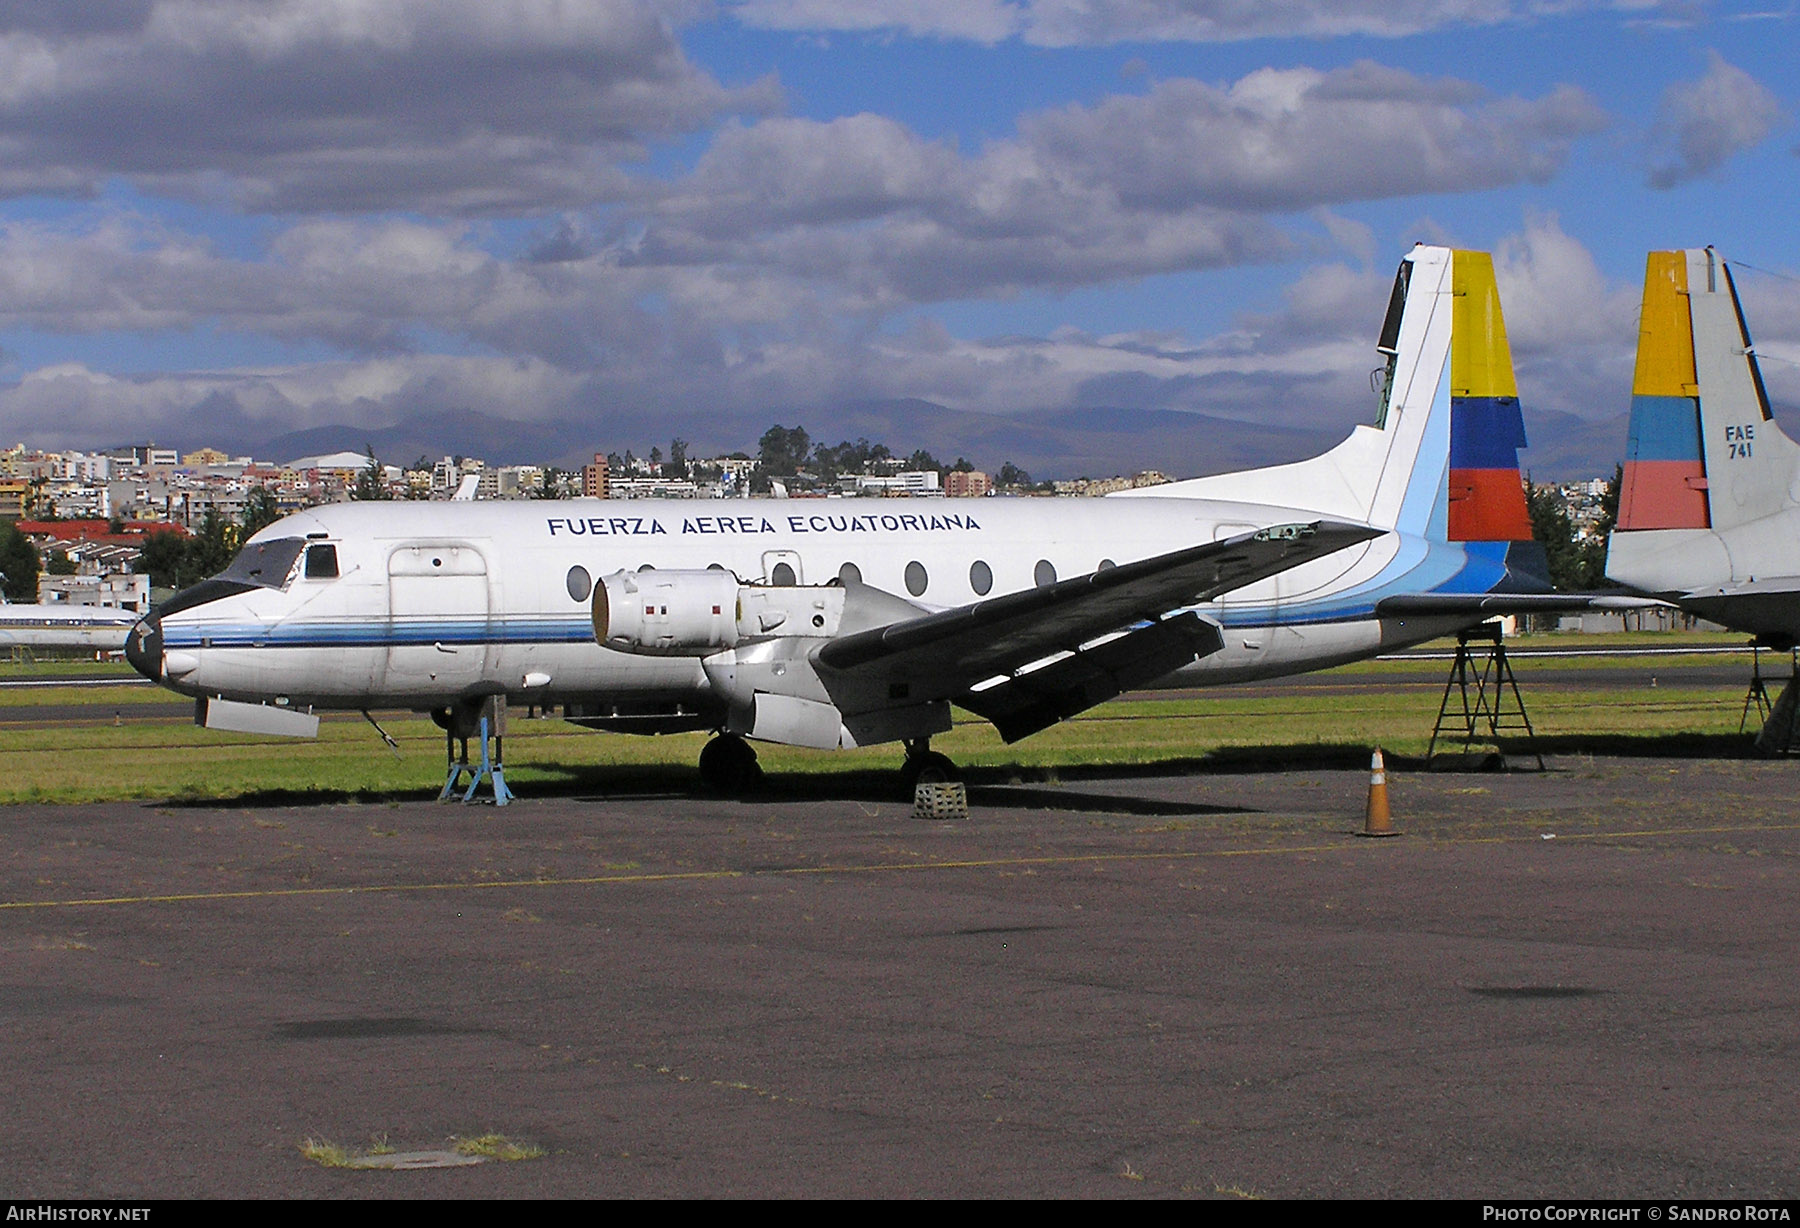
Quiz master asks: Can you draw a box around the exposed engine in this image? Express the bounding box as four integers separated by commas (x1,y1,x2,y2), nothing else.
591,568,845,655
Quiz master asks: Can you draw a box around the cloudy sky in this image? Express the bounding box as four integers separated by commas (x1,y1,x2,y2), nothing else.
0,1,1793,461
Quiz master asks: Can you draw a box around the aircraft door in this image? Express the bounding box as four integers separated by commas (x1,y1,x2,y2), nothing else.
385,543,492,690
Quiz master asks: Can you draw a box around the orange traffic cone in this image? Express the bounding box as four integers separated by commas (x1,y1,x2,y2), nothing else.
1359,748,1400,838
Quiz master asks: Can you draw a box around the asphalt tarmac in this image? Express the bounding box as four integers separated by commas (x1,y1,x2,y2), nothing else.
2,756,1796,1198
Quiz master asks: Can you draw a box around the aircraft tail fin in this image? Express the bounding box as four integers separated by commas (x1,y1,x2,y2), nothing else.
1608,248,1800,634
1615,248,1794,536
1121,246,1537,563
1616,251,1711,532
1439,248,1535,547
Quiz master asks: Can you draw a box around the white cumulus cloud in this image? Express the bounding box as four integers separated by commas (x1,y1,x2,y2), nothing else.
1647,51,1785,188
727,0,1654,46
0,0,778,213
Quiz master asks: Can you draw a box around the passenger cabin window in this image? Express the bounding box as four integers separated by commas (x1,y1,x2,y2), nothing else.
1034,559,1057,588
770,562,796,587
905,561,928,597
969,560,993,596
304,544,339,580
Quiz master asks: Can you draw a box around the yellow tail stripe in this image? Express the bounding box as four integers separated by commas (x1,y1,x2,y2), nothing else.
1450,249,1518,399
1632,250,1696,398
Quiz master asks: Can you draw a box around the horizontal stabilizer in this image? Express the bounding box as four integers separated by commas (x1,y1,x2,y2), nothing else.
1683,577,1800,600
1675,577,1800,645
1376,593,1665,616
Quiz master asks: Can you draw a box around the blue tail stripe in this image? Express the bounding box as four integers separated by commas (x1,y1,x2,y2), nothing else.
1626,395,1704,462
1449,396,1528,469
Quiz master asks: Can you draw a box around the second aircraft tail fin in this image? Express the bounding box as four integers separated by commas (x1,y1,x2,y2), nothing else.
1616,247,1795,535
1609,248,1800,602
1607,248,1800,641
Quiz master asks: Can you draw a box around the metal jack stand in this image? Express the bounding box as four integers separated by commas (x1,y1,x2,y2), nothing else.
1740,642,1774,733
1751,648,1800,758
439,695,513,805
1427,623,1544,771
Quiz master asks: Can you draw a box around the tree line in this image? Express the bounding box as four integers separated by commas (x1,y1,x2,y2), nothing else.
136,488,284,591
1527,466,1621,591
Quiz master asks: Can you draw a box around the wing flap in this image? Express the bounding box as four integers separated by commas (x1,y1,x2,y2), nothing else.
958,612,1224,743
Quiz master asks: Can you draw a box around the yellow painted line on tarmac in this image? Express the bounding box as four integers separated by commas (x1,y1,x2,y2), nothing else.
1546,821,1800,840
5,821,1798,912
0,846,1358,911
0,867,751,911
1423,821,1800,847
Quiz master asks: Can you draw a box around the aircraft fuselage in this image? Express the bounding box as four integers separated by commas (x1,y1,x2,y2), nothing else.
0,604,136,651
128,495,1484,717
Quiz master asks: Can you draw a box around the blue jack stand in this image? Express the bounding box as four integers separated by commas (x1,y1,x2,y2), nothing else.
438,696,513,806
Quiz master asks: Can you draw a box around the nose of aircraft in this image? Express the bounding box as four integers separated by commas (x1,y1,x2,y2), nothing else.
125,612,162,682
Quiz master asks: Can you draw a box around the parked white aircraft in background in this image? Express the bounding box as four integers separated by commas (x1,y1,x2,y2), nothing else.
128,244,1591,793
1607,247,1800,648
0,598,136,653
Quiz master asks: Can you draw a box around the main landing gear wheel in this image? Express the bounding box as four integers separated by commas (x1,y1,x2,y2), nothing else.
698,733,763,794
899,741,959,797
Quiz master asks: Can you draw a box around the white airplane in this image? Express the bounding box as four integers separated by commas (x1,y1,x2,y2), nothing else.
1607,247,1800,647
0,597,136,652
127,244,1593,794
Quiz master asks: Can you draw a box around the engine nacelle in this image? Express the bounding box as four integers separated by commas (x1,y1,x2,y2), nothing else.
592,569,846,656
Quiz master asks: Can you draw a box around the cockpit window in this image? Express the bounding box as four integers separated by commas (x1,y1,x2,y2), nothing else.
219,538,306,590
304,544,339,580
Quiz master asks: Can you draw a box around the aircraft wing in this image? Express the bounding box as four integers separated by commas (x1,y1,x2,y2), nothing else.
817,520,1383,742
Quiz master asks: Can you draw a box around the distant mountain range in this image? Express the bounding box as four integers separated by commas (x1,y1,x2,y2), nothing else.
143,396,1799,485
237,400,1357,481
